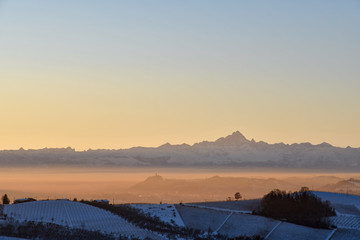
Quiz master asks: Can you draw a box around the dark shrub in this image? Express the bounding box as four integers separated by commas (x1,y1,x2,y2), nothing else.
257,188,336,228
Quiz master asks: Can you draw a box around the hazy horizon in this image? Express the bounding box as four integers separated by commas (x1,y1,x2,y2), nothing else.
2,167,360,204
0,130,359,151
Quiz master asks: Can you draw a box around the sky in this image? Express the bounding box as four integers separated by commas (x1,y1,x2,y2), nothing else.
0,1,359,150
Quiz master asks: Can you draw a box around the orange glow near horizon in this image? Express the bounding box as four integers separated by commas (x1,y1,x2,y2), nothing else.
1,167,360,203
0,1,359,150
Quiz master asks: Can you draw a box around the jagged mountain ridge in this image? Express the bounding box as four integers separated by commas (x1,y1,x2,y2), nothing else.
0,131,359,170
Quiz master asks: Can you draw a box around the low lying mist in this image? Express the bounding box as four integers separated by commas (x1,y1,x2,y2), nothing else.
1,167,360,204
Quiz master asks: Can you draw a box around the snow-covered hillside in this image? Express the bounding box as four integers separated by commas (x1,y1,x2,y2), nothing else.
131,203,185,227
191,199,260,212
0,237,28,240
4,192,360,240
313,191,360,232
313,191,360,206
173,191,360,239
3,200,159,239
175,203,335,240
265,222,333,240
4,191,360,239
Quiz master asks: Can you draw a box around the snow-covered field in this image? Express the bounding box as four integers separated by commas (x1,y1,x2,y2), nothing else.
4,200,159,239
330,215,360,229
266,222,333,240
313,191,360,231
175,202,336,239
131,203,185,227
218,213,279,237
4,191,360,239
332,203,360,216
190,199,260,212
313,191,360,206
0,237,28,240
331,229,360,240
175,204,230,232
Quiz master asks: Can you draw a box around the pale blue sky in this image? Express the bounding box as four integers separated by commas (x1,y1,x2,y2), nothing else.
0,1,359,149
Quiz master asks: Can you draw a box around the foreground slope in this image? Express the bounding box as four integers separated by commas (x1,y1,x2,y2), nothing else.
4,191,360,239
175,203,334,239
4,200,159,239
265,222,333,240
131,203,185,227
218,213,280,237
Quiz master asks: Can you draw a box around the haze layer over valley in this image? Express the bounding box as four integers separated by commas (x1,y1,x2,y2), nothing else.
2,168,360,203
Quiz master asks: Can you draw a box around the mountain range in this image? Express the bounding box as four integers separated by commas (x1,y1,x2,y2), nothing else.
1,131,359,170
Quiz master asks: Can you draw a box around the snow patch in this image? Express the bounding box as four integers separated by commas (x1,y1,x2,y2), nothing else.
131,203,185,227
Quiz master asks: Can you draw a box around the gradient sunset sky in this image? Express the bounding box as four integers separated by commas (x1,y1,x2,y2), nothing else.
0,1,359,150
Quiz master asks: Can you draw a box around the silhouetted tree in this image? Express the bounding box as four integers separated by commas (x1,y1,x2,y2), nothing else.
257,187,335,228
300,186,310,192
234,192,242,201
2,194,10,204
